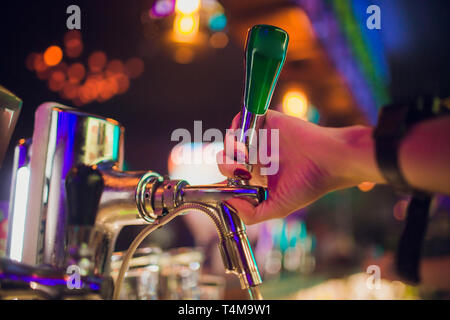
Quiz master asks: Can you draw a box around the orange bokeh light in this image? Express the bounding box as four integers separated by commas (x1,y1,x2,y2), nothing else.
113,73,130,94
26,28,138,106
67,63,86,84
174,47,194,64
36,69,51,80
357,181,376,192
61,82,79,100
210,32,229,49
51,71,66,83
48,80,65,92
64,30,83,58
33,54,47,72
106,59,125,75
44,46,63,67
64,30,82,43
48,70,66,92
125,57,144,79
26,53,38,71
88,51,107,73
65,39,83,58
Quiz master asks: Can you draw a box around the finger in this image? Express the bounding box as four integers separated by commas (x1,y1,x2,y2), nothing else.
216,150,252,180
230,112,241,130
224,133,248,163
226,197,279,225
223,198,259,225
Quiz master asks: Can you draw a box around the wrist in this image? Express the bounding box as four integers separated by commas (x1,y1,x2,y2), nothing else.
337,125,387,186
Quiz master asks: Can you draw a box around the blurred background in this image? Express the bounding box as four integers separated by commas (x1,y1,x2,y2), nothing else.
0,0,449,299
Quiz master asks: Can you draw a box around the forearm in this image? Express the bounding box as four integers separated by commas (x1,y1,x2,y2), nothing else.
399,116,450,194
340,116,450,194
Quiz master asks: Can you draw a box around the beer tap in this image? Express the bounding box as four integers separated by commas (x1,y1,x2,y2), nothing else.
1,25,288,300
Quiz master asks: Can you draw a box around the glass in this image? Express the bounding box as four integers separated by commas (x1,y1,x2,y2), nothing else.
158,247,204,300
110,247,162,300
199,274,226,300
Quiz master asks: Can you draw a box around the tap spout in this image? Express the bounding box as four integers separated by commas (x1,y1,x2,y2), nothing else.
140,179,265,292
180,184,267,205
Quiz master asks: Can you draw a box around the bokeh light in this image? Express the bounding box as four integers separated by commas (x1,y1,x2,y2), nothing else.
150,0,175,18
106,59,125,75
125,57,145,79
168,142,225,185
36,68,51,80
64,30,83,58
282,90,308,120
33,54,48,72
113,73,130,94
208,13,227,31
175,0,201,15
61,82,79,100
48,70,66,92
88,51,107,73
67,63,86,84
357,181,376,192
174,47,194,64
209,32,228,48
25,53,38,71
44,46,63,67
175,14,198,35
26,27,144,106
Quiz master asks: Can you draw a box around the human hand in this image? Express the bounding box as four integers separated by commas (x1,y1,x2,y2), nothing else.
217,110,384,224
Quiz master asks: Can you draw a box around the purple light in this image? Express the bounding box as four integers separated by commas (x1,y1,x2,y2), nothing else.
150,0,175,18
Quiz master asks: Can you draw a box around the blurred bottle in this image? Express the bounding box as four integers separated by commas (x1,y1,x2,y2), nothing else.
255,218,316,279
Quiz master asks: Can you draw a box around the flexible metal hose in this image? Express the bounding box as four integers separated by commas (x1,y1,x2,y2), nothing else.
113,203,224,300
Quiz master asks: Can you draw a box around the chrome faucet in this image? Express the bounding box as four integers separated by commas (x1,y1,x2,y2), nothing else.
1,25,288,299
2,103,265,297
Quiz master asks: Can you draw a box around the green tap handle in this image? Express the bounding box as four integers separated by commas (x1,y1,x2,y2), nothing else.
244,25,289,115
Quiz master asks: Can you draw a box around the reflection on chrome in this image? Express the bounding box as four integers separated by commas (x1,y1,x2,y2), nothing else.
1,103,265,299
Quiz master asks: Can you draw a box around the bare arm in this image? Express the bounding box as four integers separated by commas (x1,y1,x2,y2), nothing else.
218,111,450,224
343,116,450,193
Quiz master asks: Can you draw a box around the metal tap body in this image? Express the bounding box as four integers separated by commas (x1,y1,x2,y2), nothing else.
3,103,264,298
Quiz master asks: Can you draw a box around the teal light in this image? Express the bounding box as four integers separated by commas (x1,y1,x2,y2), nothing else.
279,220,289,252
112,125,120,162
307,106,320,124
299,221,307,240
208,13,227,31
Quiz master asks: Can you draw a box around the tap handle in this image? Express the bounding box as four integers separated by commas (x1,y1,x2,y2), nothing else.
243,25,289,116
236,25,288,153
65,164,104,225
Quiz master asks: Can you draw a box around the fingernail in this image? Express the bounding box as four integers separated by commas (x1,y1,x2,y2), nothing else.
233,168,252,180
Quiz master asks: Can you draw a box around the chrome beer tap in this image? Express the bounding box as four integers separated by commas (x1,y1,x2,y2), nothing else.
1,24,288,300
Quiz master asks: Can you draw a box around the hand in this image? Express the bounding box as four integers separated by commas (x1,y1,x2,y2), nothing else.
217,110,385,224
